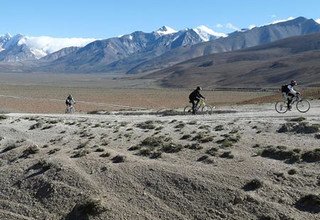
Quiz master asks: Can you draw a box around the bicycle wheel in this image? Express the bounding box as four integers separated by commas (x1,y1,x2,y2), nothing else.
184,106,193,115
201,105,213,114
296,99,310,113
275,101,288,113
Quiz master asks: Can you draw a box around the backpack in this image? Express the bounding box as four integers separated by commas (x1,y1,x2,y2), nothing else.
281,84,289,93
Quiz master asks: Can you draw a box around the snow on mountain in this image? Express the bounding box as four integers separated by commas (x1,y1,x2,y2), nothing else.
193,25,227,41
17,36,97,59
155,26,177,35
316,18,320,24
270,16,295,24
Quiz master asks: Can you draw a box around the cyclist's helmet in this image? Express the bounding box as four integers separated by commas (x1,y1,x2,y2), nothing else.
196,86,202,91
290,80,297,86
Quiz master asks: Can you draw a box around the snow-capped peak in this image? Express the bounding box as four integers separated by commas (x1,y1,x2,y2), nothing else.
155,26,177,35
17,36,97,59
193,25,227,41
316,18,320,24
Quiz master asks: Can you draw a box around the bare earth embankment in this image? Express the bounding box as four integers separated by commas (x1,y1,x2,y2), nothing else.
0,101,320,220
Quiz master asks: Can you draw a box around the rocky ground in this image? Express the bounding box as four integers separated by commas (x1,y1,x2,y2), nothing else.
0,102,319,220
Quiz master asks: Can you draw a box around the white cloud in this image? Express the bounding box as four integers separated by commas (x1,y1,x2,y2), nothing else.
18,36,97,58
271,14,277,19
215,23,223,28
270,16,295,24
316,18,320,24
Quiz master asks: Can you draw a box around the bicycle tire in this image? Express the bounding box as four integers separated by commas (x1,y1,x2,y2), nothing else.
296,99,310,113
275,101,288,114
201,105,213,114
184,106,193,115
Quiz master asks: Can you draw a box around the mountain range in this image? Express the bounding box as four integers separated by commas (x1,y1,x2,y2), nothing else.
145,32,320,88
0,16,320,86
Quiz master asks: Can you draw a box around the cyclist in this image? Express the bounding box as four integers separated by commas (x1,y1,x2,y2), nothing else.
65,94,75,112
189,86,205,114
282,80,300,110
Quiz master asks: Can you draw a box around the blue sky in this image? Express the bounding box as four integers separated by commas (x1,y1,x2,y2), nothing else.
1,0,319,38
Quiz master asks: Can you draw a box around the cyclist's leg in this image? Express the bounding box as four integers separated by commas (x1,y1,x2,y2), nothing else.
287,93,294,109
190,100,196,114
194,99,200,114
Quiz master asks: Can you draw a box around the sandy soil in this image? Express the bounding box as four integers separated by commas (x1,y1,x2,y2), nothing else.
0,101,319,220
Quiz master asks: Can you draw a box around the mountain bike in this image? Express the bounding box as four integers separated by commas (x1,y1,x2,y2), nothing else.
65,105,75,114
275,94,310,113
184,98,213,115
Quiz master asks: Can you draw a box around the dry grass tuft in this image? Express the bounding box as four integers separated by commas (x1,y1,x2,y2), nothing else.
111,155,126,163
242,179,263,191
295,194,320,213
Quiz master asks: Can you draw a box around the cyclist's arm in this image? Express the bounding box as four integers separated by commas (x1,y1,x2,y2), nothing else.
288,85,298,95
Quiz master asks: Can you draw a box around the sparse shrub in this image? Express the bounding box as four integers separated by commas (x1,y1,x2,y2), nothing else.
192,132,214,143
2,143,18,153
170,119,177,123
315,133,320,139
174,123,185,129
138,148,152,156
288,169,297,175
136,120,156,130
161,143,182,153
0,115,8,120
216,139,233,148
149,151,162,159
95,148,105,152
278,122,320,134
260,145,300,163
252,144,260,148
77,141,89,149
101,140,109,146
184,143,203,150
243,179,263,191
180,134,192,140
293,148,301,153
220,151,234,159
199,125,210,130
66,198,107,219
48,148,60,155
295,194,320,213
100,152,110,158
230,128,239,134
216,135,240,148
141,136,171,147
301,149,320,163
72,149,90,158
128,145,140,151
155,126,164,131
29,122,43,130
42,125,54,130
197,155,214,164
111,155,125,163
206,147,219,156
214,125,224,131
23,145,39,156
187,121,197,125
289,117,306,122
42,144,49,148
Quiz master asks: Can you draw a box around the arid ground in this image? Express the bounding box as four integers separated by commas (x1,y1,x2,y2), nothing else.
0,73,319,220
0,73,276,114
